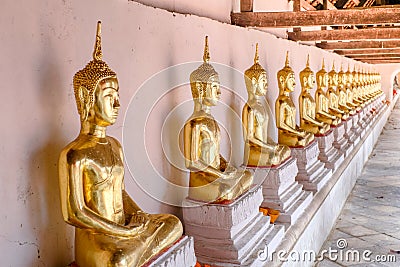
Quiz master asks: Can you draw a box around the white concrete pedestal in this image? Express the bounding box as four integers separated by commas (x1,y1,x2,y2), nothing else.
147,236,197,267
342,116,358,157
249,158,313,225
357,108,368,132
182,186,284,266
333,122,348,153
352,110,364,137
291,140,332,193
316,130,344,171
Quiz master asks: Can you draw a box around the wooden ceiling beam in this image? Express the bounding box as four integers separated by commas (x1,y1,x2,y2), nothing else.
335,48,400,55
231,7,400,28
347,54,400,59
358,59,400,64
317,40,400,50
288,27,400,42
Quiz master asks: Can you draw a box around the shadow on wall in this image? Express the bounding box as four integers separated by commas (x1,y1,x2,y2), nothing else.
27,41,74,266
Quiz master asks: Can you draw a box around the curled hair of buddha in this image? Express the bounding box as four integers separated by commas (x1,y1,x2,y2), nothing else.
328,61,337,77
316,58,327,79
73,21,117,121
189,36,219,99
299,54,313,78
245,43,267,84
277,51,294,83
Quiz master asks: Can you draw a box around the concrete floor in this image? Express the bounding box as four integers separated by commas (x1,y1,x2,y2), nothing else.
317,100,400,267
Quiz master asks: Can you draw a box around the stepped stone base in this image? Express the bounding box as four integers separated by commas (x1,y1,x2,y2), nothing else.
333,122,348,152
147,236,197,267
183,186,284,266
317,130,344,171
291,140,333,193
248,158,312,225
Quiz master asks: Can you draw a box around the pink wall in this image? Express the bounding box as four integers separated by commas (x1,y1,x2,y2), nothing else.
0,0,392,265
375,63,400,102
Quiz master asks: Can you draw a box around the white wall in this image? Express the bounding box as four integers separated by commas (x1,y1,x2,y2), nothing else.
0,0,393,265
375,63,400,102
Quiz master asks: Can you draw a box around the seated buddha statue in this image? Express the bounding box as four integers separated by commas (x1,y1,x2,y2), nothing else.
315,59,341,126
337,64,356,116
183,36,253,203
242,44,291,167
275,52,314,147
352,68,366,107
298,55,330,135
327,62,348,120
58,22,183,267
345,65,361,112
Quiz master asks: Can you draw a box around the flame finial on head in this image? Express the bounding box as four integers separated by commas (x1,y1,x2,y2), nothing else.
254,43,259,64
340,63,343,72
93,21,103,61
203,36,210,63
285,51,290,67
332,61,335,71
322,58,325,70
306,54,310,67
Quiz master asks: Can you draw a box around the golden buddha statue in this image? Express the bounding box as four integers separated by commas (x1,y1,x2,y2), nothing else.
345,64,361,112
352,68,366,107
315,59,341,126
298,55,330,135
59,22,183,267
183,36,253,203
358,70,370,103
275,52,314,147
242,44,291,167
337,64,356,116
327,62,348,120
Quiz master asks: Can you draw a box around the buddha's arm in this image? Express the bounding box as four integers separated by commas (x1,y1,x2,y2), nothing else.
60,158,143,237
184,123,224,179
302,98,324,126
278,103,305,136
317,95,337,119
244,106,273,149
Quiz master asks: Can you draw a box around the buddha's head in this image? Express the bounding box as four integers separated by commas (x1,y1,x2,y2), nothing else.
338,63,347,86
190,36,220,106
277,51,296,93
316,59,328,88
346,64,353,85
299,55,315,91
244,43,268,97
328,61,338,87
73,21,119,126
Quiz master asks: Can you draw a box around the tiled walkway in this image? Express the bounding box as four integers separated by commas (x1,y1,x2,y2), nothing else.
317,99,400,267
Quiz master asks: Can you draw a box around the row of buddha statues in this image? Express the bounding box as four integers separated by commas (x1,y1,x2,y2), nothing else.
184,37,383,203
58,22,383,266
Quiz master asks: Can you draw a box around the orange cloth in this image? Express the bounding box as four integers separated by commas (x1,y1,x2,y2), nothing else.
259,207,280,223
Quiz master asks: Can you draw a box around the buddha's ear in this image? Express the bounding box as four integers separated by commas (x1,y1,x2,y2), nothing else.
251,77,257,86
195,82,203,96
279,76,284,87
78,86,90,121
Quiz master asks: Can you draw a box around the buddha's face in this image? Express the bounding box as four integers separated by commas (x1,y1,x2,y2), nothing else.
254,73,268,96
339,74,347,85
347,74,353,84
333,73,338,86
203,76,220,106
309,73,315,88
285,72,296,92
93,77,120,126
318,73,328,87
